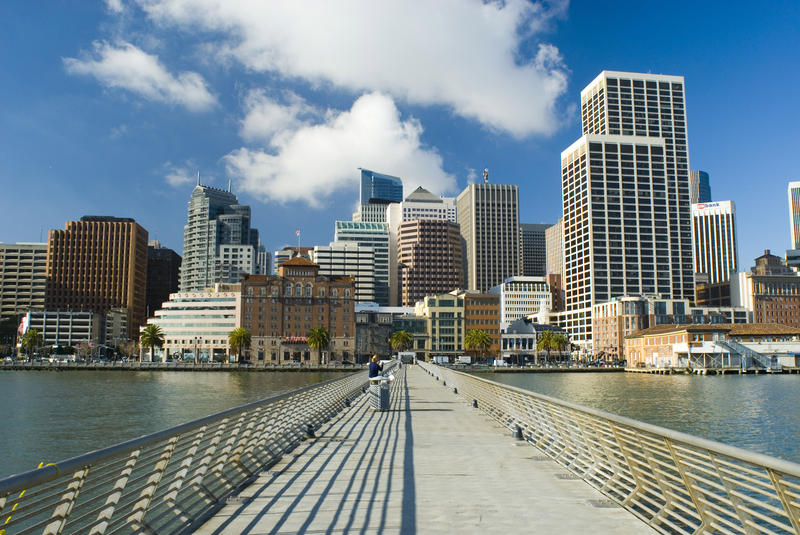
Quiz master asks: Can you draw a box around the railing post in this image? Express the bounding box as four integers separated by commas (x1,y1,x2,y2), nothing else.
766,468,800,534
89,450,140,535
44,467,90,535
128,436,179,532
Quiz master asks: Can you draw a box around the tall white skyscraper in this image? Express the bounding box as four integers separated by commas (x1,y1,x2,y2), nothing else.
691,201,738,284
561,71,694,345
457,183,519,292
788,181,800,249
333,221,389,305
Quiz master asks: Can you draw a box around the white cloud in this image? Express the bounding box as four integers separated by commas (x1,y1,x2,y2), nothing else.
64,41,216,111
138,0,569,137
240,90,317,143
224,92,456,207
163,162,197,187
105,0,125,12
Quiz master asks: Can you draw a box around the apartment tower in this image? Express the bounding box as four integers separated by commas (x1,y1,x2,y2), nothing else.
562,71,694,344
0,243,47,321
457,183,520,292
45,216,148,338
691,201,738,284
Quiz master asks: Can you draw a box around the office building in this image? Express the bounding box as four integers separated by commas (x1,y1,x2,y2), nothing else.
519,224,549,277
489,276,552,330
457,183,519,292
146,241,181,318
414,292,465,360
460,290,500,357
179,183,264,292
691,201,738,284
45,216,148,339
545,219,563,279
273,247,313,273
0,243,47,321
689,170,712,204
240,259,356,365
397,220,463,306
334,221,390,305
146,283,240,362
312,242,376,303
731,250,800,328
562,71,695,346
18,310,103,351
353,169,403,223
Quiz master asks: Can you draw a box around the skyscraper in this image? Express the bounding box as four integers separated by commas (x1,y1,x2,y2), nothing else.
334,221,390,305
519,223,549,277
146,241,181,317
0,242,47,321
689,170,712,203
45,216,148,338
562,71,694,345
788,181,800,250
457,183,519,292
353,169,403,223
397,220,463,306
691,201,738,284
179,183,264,292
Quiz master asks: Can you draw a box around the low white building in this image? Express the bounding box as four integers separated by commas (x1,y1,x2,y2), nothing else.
145,283,241,362
489,276,552,330
17,310,102,353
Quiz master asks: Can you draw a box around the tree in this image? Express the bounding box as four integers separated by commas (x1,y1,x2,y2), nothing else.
139,324,164,363
464,329,492,361
552,333,569,358
536,330,555,363
228,328,251,363
389,330,413,353
20,329,43,358
307,326,330,365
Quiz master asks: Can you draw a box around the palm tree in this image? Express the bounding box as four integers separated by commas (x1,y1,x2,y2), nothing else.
307,326,330,365
139,324,165,363
464,329,492,362
389,330,413,354
228,328,252,363
552,333,569,361
21,329,43,359
536,329,554,364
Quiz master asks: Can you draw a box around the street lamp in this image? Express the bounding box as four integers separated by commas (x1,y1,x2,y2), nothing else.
194,336,200,365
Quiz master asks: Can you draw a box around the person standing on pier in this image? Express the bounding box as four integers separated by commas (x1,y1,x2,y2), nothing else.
369,355,383,378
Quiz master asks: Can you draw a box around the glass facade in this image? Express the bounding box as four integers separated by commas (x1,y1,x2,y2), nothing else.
360,169,403,204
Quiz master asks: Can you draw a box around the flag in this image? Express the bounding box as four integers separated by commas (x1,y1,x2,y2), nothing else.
296,229,301,236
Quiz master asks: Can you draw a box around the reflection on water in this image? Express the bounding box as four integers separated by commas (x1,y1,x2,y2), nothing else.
482,372,800,463
0,370,350,478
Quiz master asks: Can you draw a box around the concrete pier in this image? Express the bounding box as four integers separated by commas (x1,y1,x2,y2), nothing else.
196,365,654,534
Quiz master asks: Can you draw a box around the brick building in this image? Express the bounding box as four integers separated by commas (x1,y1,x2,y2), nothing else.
240,258,356,365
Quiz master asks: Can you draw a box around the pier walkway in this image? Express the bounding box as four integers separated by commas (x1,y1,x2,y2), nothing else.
196,365,652,534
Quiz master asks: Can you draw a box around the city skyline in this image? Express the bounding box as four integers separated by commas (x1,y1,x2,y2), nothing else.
1,1,799,269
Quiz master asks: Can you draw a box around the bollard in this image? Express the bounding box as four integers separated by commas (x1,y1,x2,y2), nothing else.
514,425,523,440
453,387,458,394
472,399,478,408
306,424,316,438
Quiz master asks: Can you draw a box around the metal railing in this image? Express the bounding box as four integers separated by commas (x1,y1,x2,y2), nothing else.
419,361,800,535
0,371,370,535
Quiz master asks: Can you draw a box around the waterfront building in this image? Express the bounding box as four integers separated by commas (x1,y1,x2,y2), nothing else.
731,250,800,328
146,283,240,362
692,201,738,285
592,295,750,361
45,216,148,339
353,168,403,223
354,303,416,362
625,323,800,369
240,259,356,365
689,170,712,204
397,220,463,306
312,243,376,303
18,309,103,352
561,71,695,348
457,183,519,292
414,292,465,360
501,318,569,364
519,223,549,277
334,221,390,306
179,183,264,292
391,314,429,354
460,290,500,357
146,241,181,318
489,276,552,330
0,242,47,321
273,247,313,273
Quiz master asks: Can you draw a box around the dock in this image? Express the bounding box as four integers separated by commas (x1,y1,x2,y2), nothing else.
195,365,652,534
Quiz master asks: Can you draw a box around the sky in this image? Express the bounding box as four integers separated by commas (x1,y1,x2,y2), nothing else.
1,1,799,269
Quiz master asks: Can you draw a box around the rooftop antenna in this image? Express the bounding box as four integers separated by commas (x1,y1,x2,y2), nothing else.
228,178,232,193
483,168,489,184
196,171,200,186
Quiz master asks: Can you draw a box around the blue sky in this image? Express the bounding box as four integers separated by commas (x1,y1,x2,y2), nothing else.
1,1,798,269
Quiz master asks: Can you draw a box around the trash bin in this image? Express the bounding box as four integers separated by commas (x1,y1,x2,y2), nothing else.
369,377,390,410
